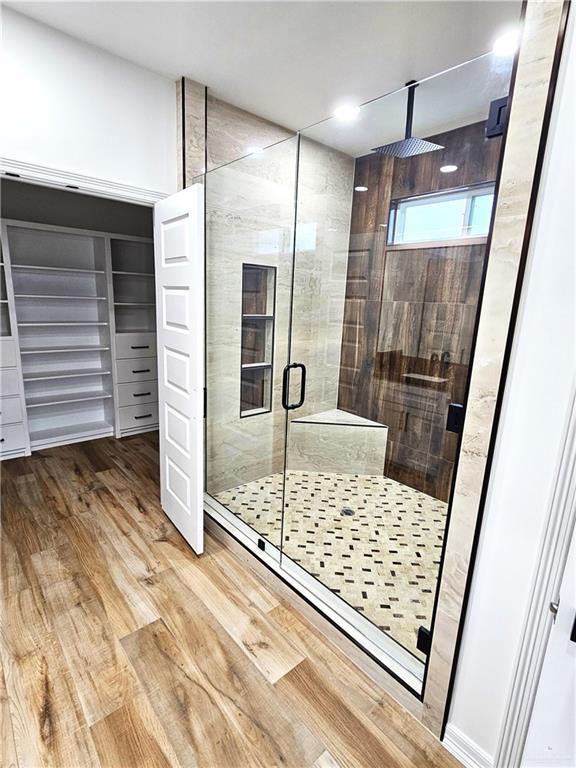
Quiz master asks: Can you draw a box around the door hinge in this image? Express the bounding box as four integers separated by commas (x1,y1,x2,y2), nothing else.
549,600,560,622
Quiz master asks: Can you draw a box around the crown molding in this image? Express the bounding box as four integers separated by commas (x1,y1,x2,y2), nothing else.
0,158,168,206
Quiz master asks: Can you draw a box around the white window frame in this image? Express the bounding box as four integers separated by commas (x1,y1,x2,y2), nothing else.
387,183,495,246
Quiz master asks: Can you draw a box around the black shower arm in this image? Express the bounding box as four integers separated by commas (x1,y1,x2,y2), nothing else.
405,80,418,140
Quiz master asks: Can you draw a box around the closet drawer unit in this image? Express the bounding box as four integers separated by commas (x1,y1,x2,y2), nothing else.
119,402,159,431
0,423,27,455
117,357,158,384
118,381,158,407
115,333,157,360
0,397,24,425
0,369,20,397
0,339,17,369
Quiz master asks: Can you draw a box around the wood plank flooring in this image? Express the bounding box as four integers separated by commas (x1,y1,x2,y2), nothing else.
0,433,461,768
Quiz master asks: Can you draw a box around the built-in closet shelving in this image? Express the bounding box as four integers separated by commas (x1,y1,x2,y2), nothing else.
0,221,157,457
109,238,158,437
7,225,114,450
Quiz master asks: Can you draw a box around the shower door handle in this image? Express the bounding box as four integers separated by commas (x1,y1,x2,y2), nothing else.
282,362,306,410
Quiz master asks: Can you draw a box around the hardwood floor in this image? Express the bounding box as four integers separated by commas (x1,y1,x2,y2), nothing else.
0,433,460,768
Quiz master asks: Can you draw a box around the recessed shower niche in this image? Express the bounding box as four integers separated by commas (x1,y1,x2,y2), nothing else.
240,264,276,416
205,49,515,690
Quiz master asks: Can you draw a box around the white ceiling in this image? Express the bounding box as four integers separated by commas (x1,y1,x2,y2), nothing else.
7,1,522,132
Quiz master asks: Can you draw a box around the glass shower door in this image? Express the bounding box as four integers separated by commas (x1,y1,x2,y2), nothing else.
281,52,513,680
204,136,298,558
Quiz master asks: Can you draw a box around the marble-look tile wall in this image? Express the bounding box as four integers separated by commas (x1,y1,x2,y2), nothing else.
422,0,567,735
205,137,297,499
288,137,354,421
206,95,294,171
178,80,355,496
204,135,354,496
176,78,206,187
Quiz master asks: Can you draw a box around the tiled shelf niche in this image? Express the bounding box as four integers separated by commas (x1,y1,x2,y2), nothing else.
240,264,275,417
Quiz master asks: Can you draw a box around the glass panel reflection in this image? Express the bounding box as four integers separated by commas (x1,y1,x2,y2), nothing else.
284,51,513,661
205,137,298,548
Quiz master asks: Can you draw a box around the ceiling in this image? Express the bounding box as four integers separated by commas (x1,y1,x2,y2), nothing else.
8,1,522,132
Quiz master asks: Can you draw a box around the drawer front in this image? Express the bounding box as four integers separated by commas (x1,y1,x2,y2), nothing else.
0,339,17,369
0,397,23,425
118,381,158,407
119,402,159,431
117,357,158,384
0,423,26,454
115,333,157,359
0,369,20,397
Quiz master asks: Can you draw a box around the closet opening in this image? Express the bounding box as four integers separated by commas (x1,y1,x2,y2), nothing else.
0,180,160,457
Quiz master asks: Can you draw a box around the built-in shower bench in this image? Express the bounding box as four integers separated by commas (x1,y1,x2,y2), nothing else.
288,408,388,476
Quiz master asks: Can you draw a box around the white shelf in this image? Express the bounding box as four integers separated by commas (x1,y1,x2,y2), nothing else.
114,302,155,306
11,264,105,274
23,368,112,381
242,314,274,320
241,362,272,369
241,406,269,417
20,345,111,355
26,390,113,408
30,421,113,447
18,321,108,327
15,294,107,301
112,270,154,277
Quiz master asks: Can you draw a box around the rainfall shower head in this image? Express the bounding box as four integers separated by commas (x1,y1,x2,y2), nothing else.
372,80,444,159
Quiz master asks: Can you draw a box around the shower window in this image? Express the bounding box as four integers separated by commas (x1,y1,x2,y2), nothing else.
240,264,276,417
388,183,495,245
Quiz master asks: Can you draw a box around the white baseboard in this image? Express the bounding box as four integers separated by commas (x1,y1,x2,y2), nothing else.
1,157,167,205
444,724,494,768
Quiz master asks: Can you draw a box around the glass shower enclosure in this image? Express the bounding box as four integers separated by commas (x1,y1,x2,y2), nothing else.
203,51,514,692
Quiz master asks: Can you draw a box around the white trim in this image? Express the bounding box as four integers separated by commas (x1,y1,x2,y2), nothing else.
1,158,167,206
444,724,494,768
495,388,576,768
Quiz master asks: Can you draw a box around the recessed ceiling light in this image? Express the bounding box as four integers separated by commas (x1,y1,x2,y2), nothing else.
355,185,368,192
440,165,458,173
334,104,360,122
492,30,519,57
247,146,263,155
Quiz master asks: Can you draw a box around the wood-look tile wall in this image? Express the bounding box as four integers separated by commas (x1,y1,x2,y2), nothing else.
338,122,502,501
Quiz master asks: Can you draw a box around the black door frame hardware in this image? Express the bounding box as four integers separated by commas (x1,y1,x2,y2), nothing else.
486,96,509,138
446,402,465,434
417,626,431,656
282,362,307,410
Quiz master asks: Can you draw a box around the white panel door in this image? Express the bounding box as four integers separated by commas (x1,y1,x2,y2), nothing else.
154,184,204,554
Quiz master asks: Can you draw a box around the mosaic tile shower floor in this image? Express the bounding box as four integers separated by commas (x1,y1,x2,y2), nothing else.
215,471,448,661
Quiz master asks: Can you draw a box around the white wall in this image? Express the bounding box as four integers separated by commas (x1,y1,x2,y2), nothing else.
445,12,575,766
0,9,176,201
